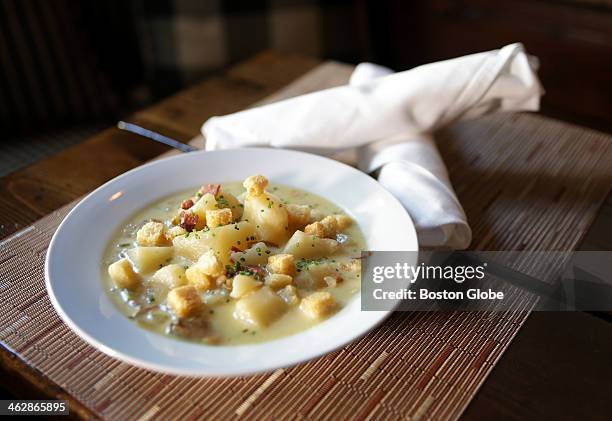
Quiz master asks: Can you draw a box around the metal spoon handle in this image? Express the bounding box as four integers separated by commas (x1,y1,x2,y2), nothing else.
117,121,198,153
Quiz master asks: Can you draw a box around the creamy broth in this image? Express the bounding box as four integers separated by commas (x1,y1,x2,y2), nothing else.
102,178,365,345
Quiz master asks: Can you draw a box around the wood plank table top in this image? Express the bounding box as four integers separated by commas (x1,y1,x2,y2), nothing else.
1,51,611,420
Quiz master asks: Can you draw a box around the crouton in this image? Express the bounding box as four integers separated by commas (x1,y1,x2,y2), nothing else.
108,258,140,290
136,221,169,246
165,226,187,240
206,208,233,228
267,253,295,275
230,274,263,299
194,250,224,277
286,204,312,230
300,291,337,319
167,285,203,318
304,215,338,239
265,273,293,290
277,285,300,306
185,266,215,291
243,175,268,196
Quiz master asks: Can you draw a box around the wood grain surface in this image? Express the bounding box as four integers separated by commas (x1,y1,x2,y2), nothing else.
1,51,611,420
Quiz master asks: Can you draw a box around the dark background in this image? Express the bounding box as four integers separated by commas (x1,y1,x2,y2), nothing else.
2,0,611,138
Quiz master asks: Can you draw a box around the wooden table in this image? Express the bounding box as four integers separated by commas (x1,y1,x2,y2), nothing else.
1,51,611,420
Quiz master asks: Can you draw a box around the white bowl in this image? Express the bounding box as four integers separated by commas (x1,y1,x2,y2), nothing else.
45,148,417,376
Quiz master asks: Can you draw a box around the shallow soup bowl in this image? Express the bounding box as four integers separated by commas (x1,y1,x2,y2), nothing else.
45,148,418,376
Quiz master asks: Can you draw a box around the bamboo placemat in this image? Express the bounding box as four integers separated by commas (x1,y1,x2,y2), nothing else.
2,65,612,420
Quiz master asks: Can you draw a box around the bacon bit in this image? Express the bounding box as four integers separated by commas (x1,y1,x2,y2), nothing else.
230,246,242,253
181,199,194,209
199,184,220,197
180,211,198,232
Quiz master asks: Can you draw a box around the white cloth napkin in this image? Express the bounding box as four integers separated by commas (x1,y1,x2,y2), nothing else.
203,43,543,249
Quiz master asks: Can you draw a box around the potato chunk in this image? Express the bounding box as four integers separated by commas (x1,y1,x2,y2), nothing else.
283,231,338,259
185,266,215,291
294,261,338,289
190,193,217,229
267,254,295,275
108,258,140,289
151,264,187,289
136,221,169,246
167,285,203,318
216,191,243,220
265,273,293,290
304,215,338,239
299,291,337,319
243,175,289,245
230,274,262,299
230,241,270,265
234,286,287,327
126,246,173,274
173,221,256,264
206,208,233,228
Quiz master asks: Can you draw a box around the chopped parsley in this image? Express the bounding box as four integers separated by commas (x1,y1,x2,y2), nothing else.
296,258,326,271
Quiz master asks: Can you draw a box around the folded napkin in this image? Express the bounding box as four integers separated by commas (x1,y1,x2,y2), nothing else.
203,43,543,249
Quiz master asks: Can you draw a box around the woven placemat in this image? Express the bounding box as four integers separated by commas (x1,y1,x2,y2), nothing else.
2,61,612,419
